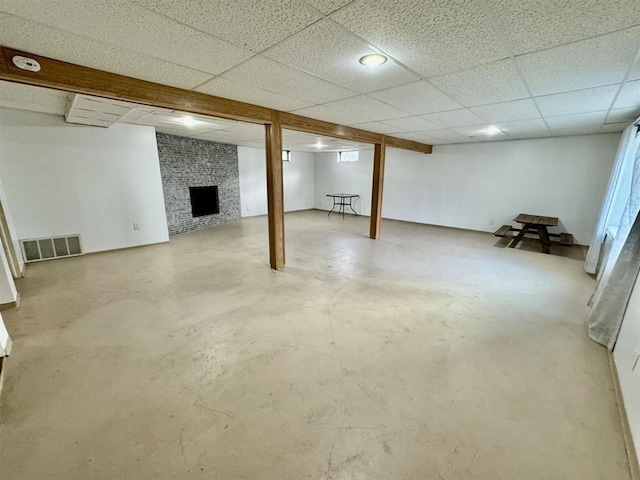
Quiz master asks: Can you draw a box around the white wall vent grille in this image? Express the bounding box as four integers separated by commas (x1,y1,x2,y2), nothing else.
20,235,83,263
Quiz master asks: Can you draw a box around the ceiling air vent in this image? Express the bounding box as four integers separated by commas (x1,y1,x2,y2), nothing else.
20,235,83,263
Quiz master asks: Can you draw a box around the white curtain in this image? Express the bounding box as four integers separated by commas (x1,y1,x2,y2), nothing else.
589,133,640,348
584,124,639,273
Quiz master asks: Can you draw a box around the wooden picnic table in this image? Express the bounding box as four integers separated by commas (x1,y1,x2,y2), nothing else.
509,214,559,254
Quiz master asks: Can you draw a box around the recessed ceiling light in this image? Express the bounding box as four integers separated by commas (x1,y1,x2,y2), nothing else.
359,54,387,67
315,141,324,149
486,125,502,135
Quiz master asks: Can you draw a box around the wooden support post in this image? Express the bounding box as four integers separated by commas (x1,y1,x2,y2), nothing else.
265,112,285,269
370,140,386,239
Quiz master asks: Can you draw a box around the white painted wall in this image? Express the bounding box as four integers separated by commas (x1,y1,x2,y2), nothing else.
238,146,315,217
314,151,372,217
314,135,620,245
0,108,169,255
615,281,640,463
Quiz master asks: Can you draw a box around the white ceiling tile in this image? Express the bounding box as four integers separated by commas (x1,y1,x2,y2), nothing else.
395,131,437,142
193,124,265,144
0,81,69,116
470,99,540,123
131,0,322,52
420,129,470,140
606,107,640,124
535,85,620,117
485,0,640,55
368,81,462,115
505,130,551,139
551,125,601,136
421,109,486,128
600,123,629,133
302,0,352,15
195,77,312,112
221,56,357,104
493,118,549,134
545,111,607,130
613,80,640,109
1,0,254,75
517,27,640,96
291,105,371,125
321,95,408,121
0,16,212,89
350,122,404,134
429,59,529,107
264,19,418,93
453,125,507,138
332,0,508,78
381,116,441,132
119,109,155,123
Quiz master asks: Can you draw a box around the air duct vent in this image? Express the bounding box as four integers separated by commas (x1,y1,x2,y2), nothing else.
20,235,83,263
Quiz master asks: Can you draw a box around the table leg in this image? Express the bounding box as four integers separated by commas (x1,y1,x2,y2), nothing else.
509,224,529,249
348,198,358,216
328,198,337,217
538,226,552,254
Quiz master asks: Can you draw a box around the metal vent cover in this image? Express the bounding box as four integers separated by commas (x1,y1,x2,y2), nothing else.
20,235,83,263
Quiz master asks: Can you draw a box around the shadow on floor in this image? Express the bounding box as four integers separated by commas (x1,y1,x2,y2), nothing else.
493,237,588,261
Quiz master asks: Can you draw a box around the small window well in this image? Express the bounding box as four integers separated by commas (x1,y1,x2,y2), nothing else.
338,151,358,163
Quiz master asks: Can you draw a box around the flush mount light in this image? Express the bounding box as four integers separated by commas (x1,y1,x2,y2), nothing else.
486,125,502,135
359,54,387,67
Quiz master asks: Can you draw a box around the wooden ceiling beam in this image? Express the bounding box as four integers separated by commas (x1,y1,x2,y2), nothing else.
0,47,273,124
0,46,433,154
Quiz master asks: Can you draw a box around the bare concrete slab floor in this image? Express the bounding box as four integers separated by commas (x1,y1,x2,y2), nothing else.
0,210,631,479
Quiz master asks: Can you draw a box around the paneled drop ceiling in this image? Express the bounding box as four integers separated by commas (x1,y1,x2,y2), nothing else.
0,0,639,145
0,83,371,151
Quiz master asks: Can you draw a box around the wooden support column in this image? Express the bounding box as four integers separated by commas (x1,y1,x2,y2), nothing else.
265,112,285,269
370,140,386,239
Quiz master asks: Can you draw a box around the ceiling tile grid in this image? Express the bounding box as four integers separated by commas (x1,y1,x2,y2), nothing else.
516,26,640,96
0,0,255,76
368,81,462,115
485,0,640,56
534,85,621,117
331,0,509,78
130,0,323,52
219,56,358,105
420,109,487,129
429,59,530,107
195,77,313,112
469,99,540,123
0,1,639,144
301,0,353,15
263,19,419,93
0,15,213,89
290,104,372,126
320,95,409,121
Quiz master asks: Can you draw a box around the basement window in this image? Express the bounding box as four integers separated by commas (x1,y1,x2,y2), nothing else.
338,151,358,162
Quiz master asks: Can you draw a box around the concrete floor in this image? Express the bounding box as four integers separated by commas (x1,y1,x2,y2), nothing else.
0,210,631,479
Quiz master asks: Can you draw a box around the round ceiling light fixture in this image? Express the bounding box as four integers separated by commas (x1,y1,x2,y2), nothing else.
486,125,502,135
359,53,387,67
